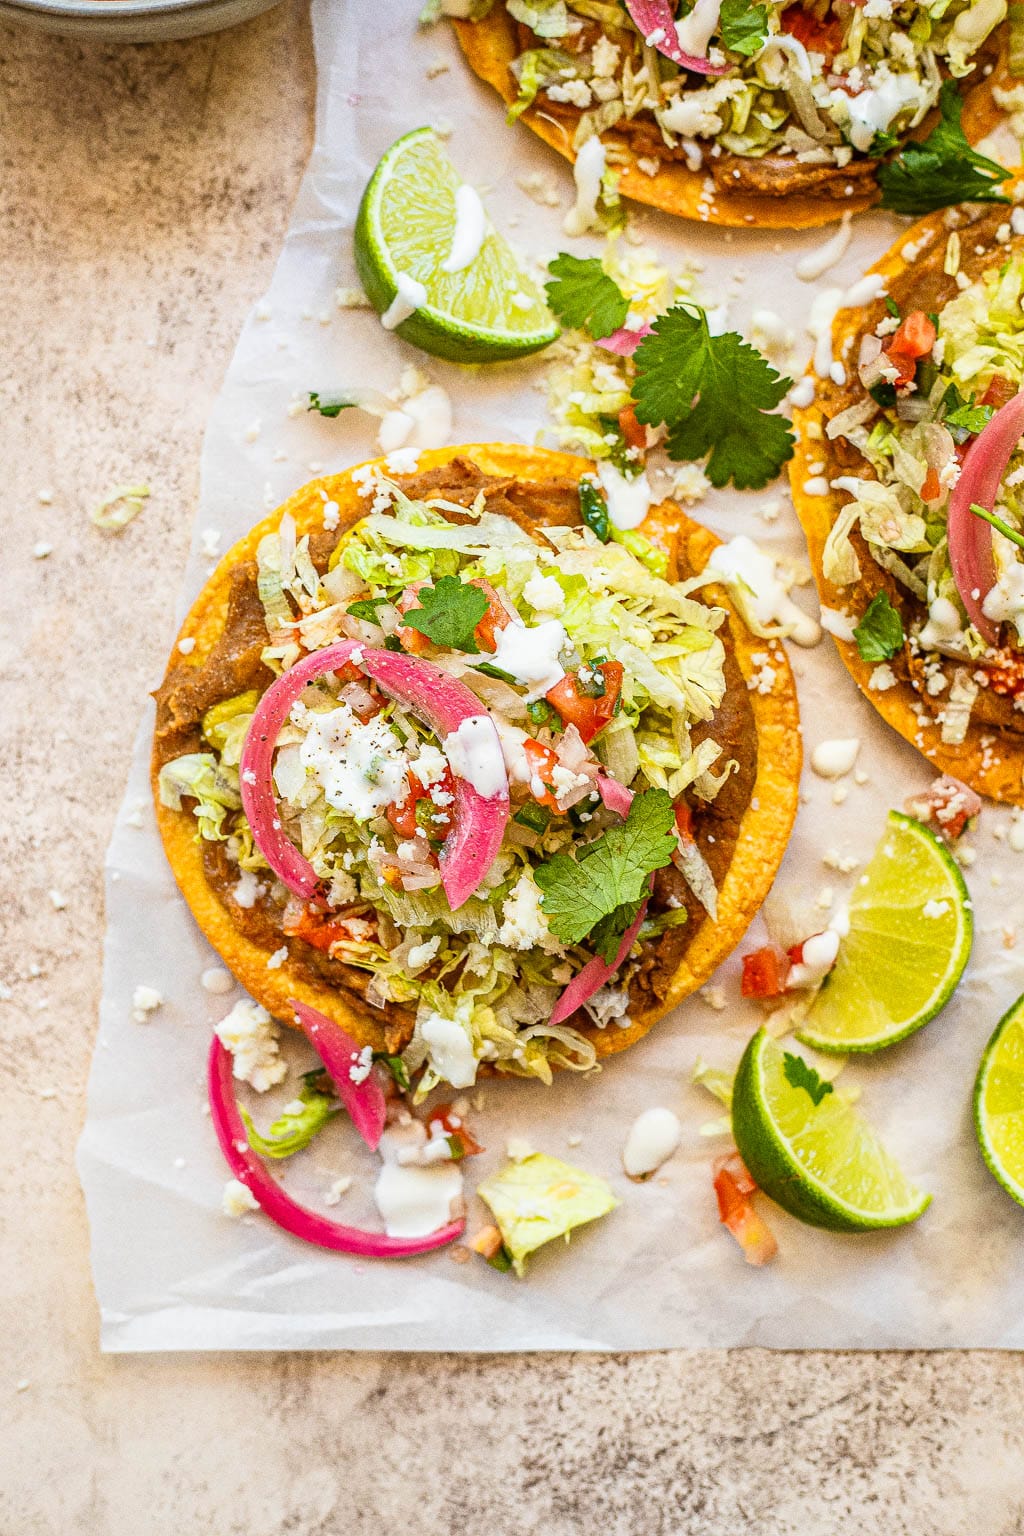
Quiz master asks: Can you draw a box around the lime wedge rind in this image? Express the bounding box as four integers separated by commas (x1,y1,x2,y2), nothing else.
355,127,560,364
796,811,972,1055
974,994,1024,1209
732,1030,932,1233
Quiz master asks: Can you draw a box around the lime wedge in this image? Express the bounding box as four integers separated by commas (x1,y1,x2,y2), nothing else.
354,127,560,364
797,810,972,1055
974,994,1024,1208
732,1030,931,1232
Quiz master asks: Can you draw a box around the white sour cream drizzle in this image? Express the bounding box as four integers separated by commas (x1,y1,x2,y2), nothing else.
490,619,568,701
564,135,606,237
442,714,507,798
596,461,652,531
706,535,821,646
676,0,723,58
622,1108,682,1179
420,1012,478,1089
795,213,853,283
788,926,841,988
381,272,428,331
810,737,860,779
442,185,486,274
373,1161,464,1239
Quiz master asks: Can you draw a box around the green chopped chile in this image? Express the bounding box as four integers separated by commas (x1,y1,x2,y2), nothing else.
579,478,610,542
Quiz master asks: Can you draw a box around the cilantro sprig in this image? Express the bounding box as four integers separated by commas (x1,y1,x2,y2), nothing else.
878,83,1011,217
401,576,489,652
719,0,770,56
782,1052,834,1108
544,254,629,340
853,591,905,662
534,788,677,961
942,382,994,435
632,305,794,489
307,391,358,419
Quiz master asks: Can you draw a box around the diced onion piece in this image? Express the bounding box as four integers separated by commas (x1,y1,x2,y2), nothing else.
207,1036,463,1257
947,390,1024,644
289,999,386,1151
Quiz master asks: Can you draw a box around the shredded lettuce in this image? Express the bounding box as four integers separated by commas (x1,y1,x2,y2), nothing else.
158,753,241,840
476,1152,618,1275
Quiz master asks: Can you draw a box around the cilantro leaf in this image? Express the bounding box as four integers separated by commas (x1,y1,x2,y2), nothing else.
631,306,794,489
240,1082,337,1160
719,0,769,56
942,382,994,434
782,1052,834,1108
307,391,359,419
853,591,905,662
534,788,676,949
878,83,1011,216
589,898,647,964
347,597,388,624
545,253,629,340
401,576,489,652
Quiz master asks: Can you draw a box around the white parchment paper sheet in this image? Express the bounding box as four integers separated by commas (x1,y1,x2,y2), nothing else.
78,0,1024,1351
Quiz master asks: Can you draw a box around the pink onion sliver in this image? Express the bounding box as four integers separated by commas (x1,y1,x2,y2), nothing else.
596,772,635,819
624,0,728,73
947,390,1024,645
549,903,649,1027
361,650,510,911
207,1037,464,1257
596,322,653,357
239,639,365,901
289,998,386,1151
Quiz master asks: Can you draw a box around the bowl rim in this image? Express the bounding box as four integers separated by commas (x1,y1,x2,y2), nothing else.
2,0,234,13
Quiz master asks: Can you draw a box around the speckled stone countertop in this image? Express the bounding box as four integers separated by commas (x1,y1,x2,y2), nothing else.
2,9,1023,1532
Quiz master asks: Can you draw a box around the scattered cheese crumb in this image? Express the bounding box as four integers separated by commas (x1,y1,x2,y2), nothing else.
266,945,288,970
222,1179,259,1218
48,890,67,911
177,637,196,656
32,542,53,559
201,967,234,995
324,1176,353,1206
131,985,163,1023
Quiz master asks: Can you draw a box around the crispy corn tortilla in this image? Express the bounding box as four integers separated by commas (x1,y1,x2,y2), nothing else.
453,10,1009,230
790,198,1024,803
153,443,800,1062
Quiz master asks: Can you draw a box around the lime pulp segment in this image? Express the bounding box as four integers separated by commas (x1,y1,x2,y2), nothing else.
797,810,972,1054
354,127,560,363
732,1030,931,1232
974,994,1024,1208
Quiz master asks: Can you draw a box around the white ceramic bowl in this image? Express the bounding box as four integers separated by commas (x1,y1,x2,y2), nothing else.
0,0,281,41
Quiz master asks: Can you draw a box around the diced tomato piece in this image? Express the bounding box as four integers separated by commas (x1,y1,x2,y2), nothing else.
884,310,936,389
430,1103,484,1158
713,1154,778,1267
394,582,431,655
618,404,646,455
523,737,561,809
780,4,843,58
904,773,982,841
981,374,1016,409
283,901,375,952
741,946,788,999
545,660,623,743
891,310,936,360
468,578,511,653
786,940,805,966
674,800,694,842
920,467,941,503
386,769,456,840
987,652,1024,698
386,772,425,839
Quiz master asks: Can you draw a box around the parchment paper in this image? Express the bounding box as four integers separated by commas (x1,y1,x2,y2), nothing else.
78,0,1024,1351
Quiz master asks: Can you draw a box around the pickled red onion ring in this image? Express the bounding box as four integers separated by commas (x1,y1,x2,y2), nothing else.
548,903,649,1026
596,772,635,818
290,999,386,1151
947,391,1024,645
207,1035,464,1257
596,322,653,357
239,641,509,913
